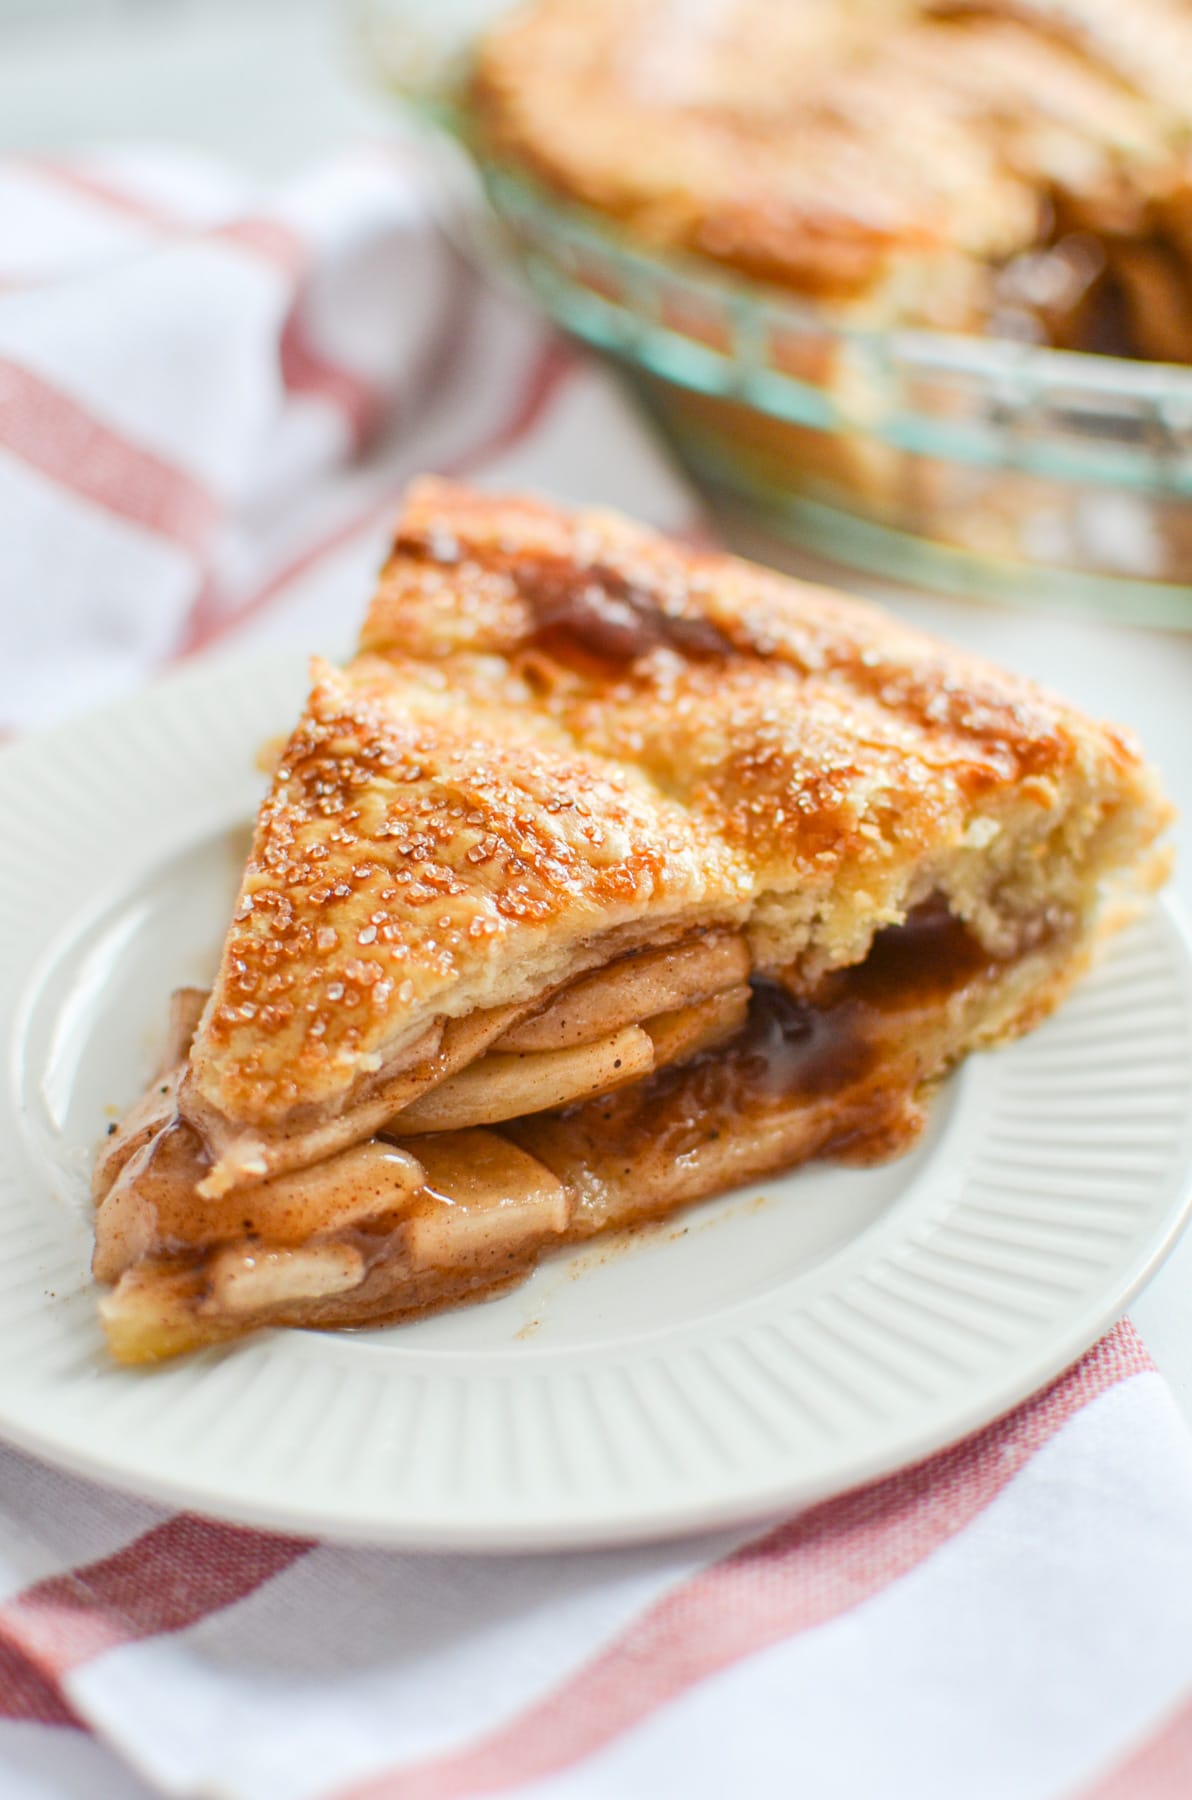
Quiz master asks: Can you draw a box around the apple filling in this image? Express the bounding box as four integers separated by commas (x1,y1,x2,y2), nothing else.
94,899,1062,1362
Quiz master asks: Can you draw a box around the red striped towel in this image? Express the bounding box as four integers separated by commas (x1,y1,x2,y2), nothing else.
1,147,1192,1800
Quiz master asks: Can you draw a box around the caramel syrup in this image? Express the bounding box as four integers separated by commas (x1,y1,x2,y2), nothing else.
515,556,733,663
560,899,1002,1161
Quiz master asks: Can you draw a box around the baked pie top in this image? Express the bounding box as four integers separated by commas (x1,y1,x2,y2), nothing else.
186,478,1164,1151
469,0,1192,354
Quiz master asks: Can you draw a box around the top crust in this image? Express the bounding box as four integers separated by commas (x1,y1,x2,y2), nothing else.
468,0,1192,313
186,478,1168,1130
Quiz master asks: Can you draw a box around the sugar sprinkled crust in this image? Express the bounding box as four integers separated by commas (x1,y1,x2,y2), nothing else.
186,477,1168,1134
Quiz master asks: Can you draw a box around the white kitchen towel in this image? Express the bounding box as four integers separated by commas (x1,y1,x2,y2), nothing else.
1,147,1192,1800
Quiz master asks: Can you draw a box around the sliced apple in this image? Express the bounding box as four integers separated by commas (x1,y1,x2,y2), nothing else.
94,1131,425,1283
647,985,751,1068
397,1129,569,1269
100,1261,216,1364
206,1241,366,1315
493,933,750,1053
390,1024,655,1134
93,1068,183,1204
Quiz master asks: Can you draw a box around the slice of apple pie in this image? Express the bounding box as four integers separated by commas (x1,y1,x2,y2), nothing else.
94,479,1171,1361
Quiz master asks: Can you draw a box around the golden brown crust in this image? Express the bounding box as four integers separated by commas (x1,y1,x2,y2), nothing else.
468,0,1192,350
187,477,1167,1138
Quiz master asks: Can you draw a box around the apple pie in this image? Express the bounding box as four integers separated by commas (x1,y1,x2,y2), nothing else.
469,0,1192,362
93,479,1171,1361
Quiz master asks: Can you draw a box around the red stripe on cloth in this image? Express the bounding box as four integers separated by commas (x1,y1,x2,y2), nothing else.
0,1515,312,1682
336,1323,1151,1800
0,357,220,554
0,1638,83,1729
19,157,201,237
170,334,578,662
279,307,383,450
17,161,387,450
21,158,305,274
1075,1693,1192,1800
173,503,385,663
211,216,307,276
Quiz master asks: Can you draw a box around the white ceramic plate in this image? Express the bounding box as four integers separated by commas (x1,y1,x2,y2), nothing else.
2,653,1191,1550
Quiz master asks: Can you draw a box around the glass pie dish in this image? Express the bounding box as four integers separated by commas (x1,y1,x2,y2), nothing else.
357,0,1192,626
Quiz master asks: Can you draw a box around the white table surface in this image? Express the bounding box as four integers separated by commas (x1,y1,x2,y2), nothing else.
4,0,1192,1413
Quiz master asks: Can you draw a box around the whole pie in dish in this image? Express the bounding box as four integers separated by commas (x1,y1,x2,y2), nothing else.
94,479,1171,1361
469,0,1192,362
